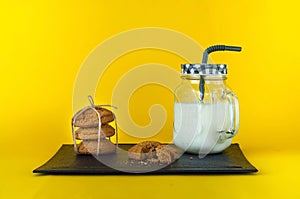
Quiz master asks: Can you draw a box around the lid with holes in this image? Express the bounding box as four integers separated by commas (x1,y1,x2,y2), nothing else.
181,63,227,75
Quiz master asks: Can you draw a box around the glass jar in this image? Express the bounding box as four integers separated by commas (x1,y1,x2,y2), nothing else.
173,64,239,154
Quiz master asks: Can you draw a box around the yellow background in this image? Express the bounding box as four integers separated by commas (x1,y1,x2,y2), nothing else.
1,0,300,198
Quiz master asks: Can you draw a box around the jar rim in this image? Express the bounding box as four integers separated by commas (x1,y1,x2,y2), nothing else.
181,74,227,80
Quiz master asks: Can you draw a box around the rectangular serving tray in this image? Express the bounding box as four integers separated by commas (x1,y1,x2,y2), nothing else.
33,143,257,174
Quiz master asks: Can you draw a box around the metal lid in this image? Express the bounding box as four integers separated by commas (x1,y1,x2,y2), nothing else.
181,64,227,75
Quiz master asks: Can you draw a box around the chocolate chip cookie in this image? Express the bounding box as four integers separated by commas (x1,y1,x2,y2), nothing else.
73,106,114,127
128,141,181,164
77,139,116,155
75,124,115,140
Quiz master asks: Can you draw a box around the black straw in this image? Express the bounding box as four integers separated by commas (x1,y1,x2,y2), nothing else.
202,45,242,64
200,44,242,101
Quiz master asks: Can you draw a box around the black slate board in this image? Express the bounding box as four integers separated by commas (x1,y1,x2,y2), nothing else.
33,143,257,174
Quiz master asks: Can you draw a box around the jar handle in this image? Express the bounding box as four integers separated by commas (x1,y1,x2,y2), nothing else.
225,91,239,139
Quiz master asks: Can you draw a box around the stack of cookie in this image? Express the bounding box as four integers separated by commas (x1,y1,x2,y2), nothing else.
72,106,117,155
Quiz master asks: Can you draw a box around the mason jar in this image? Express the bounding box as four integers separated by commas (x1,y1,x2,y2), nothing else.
173,63,239,154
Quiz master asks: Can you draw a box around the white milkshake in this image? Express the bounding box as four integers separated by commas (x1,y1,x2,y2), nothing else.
174,102,233,154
